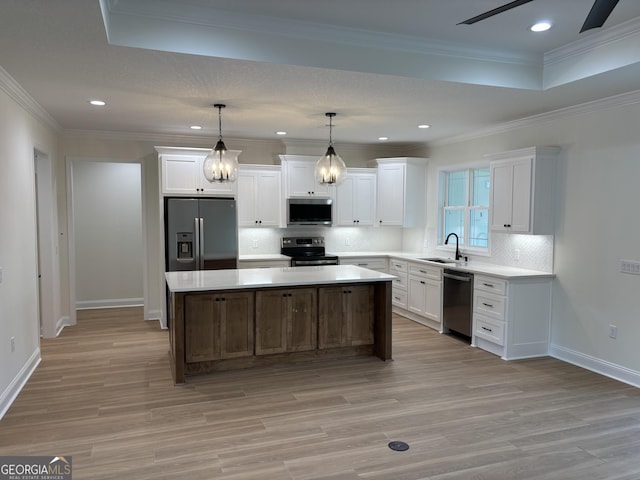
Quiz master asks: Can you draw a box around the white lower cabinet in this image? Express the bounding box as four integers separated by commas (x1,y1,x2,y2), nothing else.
472,273,552,360
393,260,442,330
389,258,408,309
238,259,290,269
339,256,387,273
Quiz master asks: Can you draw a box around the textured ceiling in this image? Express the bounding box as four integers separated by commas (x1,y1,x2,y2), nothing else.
1,0,640,146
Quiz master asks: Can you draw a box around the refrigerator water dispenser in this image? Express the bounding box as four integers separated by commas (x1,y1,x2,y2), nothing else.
176,232,193,261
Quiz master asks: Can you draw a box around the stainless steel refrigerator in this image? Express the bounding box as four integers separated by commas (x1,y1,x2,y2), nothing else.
165,197,238,271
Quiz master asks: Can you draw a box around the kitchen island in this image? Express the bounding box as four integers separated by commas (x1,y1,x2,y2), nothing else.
165,265,395,384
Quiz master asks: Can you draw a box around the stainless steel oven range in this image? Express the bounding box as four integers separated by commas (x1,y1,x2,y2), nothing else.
280,236,339,267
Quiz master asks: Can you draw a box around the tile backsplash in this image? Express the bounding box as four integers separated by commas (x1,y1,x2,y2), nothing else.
422,227,554,272
239,226,403,255
239,226,554,273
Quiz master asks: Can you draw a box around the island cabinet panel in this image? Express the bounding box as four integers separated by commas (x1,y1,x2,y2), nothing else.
184,292,254,363
318,284,375,348
255,288,317,355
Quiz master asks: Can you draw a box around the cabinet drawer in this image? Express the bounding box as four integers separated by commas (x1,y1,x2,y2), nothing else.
475,275,507,296
389,259,408,274
392,273,408,291
342,258,387,271
392,289,407,309
474,291,506,321
474,315,505,346
409,263,441,280
238,260,290,269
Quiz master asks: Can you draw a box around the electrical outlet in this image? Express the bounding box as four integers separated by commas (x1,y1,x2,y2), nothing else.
514,249,520,261
620,260,640,275
345,236,351,246
609,325,618,339
10,337,15,352
251,239,258,249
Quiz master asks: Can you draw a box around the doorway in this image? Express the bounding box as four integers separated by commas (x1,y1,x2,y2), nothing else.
34,150,60,338
66,159,143,320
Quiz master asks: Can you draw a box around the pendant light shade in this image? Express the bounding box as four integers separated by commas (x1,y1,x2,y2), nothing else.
203,104,238,183
315,112,347,186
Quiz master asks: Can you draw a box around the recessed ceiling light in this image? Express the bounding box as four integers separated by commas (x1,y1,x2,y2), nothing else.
89,99,106,106
418,124,431,129
531,22,552,32
276,131,287,136
190,125,202,130
378,136,388,141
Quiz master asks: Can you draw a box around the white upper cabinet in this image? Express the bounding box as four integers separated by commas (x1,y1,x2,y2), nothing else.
157,146,239,197
279,155,331,197
237,165,282,227
488,146,559,234
335,169,376,226
371,157,427,227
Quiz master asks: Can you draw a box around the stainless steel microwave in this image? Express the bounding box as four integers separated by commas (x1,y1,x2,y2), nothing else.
287,198,333,226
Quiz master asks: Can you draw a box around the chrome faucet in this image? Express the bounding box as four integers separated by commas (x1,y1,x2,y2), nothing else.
445,232,463,261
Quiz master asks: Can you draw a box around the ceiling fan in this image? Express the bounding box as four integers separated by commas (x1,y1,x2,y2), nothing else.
458,0,620,33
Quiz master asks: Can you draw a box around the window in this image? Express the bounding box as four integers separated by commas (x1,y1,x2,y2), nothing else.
439,166,490,251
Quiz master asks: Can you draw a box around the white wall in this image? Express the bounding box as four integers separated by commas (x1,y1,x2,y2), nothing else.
0,74,59,417
70,160,143,308
428,97,640,380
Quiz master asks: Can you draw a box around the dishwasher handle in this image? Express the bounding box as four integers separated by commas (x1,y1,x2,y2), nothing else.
443,272,473,282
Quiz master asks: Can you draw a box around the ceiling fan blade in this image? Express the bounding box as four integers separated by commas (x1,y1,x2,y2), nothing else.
457,0,535,25
580,0,620,32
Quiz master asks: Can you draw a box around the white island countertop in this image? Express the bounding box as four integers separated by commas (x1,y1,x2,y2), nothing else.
165,265,397,293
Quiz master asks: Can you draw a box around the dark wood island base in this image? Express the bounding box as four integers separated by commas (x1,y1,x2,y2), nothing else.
168,280,392,384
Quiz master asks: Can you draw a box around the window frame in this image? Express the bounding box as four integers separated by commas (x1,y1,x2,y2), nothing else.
437,163,491,257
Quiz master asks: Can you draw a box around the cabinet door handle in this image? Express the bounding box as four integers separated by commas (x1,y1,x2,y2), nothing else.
419,270,427,274
482,326,493,332
483,283,494,288
420,281,426,285
482,302,494,308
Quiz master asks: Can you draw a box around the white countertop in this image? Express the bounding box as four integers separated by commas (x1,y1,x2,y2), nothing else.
166,265,397,292
239,251,553,279
391,253,554,279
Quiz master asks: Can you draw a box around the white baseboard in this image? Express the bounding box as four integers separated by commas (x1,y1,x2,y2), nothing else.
145,309,166,329
76,298,144,310
55,316,71,336
549,344,640,388
0,348,41,420
145,309,162,321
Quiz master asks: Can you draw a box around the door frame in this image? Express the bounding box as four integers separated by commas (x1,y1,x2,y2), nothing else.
34,149,62,338
66,157,147,325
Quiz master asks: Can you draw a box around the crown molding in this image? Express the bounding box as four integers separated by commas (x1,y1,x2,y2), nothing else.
104,0,538,66
62,128,284,146
431,88,640,147
0,66,61,132
544,17,640,66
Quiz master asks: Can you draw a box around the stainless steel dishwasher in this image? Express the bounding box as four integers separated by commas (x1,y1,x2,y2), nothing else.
442,269,474,340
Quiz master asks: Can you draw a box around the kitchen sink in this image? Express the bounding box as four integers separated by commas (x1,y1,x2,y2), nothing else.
417,257,456,264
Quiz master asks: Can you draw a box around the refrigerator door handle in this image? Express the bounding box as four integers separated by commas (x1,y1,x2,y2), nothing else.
198,217,205,269
194,217,201,269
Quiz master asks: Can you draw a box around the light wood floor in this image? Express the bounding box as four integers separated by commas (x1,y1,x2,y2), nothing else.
1,307,640,479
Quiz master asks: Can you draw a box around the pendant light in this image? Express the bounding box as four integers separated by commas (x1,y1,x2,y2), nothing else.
203,103,238,183
315,112,347,186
